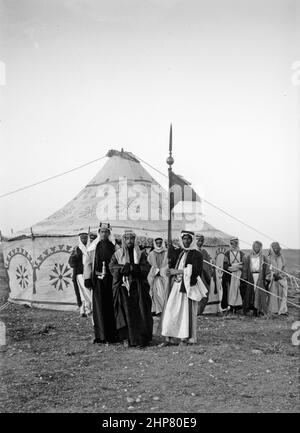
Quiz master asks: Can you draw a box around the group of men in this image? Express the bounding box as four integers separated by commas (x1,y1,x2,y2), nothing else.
221,238,288,317
68,224,288,348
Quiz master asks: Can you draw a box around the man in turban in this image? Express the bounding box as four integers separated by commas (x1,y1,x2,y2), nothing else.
161,230,206,346
109,230,153,347
84,223,117,343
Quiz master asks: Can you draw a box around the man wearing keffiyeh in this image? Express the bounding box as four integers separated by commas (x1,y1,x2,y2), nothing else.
84,223,117,343
68,231,92,317
147,237,168,316
222,237,245,314
242,240,270,316
266,242,288,315
109,230,153,347
160,230,207,346
195,234,213,315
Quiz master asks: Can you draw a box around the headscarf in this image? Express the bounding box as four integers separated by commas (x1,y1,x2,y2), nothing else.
179,230,196,251
195,233,205,250
154,237,166,253
251,240,263,257
77,231,89,265
268,241,285,268
230,237,239,249
87,223,113,252
269,242,281,256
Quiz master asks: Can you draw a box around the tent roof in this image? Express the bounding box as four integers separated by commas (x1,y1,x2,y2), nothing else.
87,149,158,187
8,149,232,246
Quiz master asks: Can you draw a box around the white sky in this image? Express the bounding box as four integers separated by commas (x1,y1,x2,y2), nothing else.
0,0,299,248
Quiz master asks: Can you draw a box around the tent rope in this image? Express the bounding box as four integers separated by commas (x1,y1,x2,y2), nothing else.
0,155,106,199
0,301,10,312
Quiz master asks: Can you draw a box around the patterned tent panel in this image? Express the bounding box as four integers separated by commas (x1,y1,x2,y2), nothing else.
3,237,79,310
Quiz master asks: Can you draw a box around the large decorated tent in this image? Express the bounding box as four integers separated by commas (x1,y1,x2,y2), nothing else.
3,149,231,311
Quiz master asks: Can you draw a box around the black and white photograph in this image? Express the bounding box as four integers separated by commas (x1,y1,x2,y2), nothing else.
0,0,299,420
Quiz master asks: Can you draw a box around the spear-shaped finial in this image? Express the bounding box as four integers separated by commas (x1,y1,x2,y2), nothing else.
167,123,174,167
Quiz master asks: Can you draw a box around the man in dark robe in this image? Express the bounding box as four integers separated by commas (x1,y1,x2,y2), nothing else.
109,230,153,348
84,223,116,344
195,234,213,315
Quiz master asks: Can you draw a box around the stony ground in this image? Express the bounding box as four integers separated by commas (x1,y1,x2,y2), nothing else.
1,246,299,413
1,300,299,413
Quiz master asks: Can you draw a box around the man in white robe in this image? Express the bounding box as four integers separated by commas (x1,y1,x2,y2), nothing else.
147,238,168,316
161,230,207,346
68,231,92,317
266,242,288,315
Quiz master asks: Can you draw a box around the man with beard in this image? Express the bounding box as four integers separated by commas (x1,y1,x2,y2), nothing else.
84,223,116,344
109,230,153,348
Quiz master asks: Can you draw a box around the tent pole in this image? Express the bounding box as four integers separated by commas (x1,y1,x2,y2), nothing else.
167,124,174,295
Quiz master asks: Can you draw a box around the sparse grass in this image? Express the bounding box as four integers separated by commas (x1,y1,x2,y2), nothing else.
0,297,299,413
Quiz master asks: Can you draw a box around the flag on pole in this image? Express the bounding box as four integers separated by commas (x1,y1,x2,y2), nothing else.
169,171,201,210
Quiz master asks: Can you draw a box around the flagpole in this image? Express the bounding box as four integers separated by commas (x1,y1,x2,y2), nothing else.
167,124,174,294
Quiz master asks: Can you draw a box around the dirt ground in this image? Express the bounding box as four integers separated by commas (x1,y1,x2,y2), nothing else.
1,296,299,413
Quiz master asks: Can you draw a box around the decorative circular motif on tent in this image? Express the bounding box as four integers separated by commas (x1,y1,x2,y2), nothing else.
49,263,72,292
15,264,29,289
